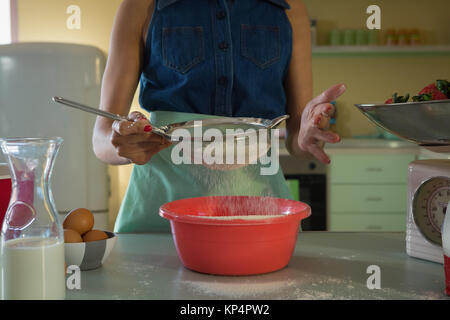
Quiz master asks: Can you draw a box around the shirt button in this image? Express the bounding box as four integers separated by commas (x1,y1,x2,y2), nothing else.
218,76,228,86
216,11,226,19
218,41,229,50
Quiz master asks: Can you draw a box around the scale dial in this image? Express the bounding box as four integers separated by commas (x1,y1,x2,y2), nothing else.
412,176,450,246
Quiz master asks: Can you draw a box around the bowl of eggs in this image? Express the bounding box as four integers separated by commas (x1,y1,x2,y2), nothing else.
63,208,117,271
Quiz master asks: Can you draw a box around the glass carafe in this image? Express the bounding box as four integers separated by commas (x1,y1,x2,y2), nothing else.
0,138,65,300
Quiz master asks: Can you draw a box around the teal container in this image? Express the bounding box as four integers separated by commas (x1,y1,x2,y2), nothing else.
368,30,379,46
355,30,368,45
329,29,342,46
343,29,356,45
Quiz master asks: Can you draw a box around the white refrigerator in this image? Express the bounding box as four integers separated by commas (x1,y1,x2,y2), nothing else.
0,43,109,229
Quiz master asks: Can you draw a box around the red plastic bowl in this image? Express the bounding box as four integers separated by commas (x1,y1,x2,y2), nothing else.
159,196,311,275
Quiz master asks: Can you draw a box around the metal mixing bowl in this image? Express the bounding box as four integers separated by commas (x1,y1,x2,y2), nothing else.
355,100,450,146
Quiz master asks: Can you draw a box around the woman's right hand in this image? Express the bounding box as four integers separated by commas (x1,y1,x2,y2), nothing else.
110,111,171,165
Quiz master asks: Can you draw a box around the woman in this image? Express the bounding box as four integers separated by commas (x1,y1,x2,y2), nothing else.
93,0,345,232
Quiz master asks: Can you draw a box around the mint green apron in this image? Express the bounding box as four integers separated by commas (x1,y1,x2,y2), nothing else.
114,111,293,233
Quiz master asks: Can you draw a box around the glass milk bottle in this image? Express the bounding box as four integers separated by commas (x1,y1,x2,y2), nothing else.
0,138,65,300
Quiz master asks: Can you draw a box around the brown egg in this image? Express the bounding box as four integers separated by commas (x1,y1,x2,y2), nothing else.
63,208,94,235
64,228,83,243
83,229,108,242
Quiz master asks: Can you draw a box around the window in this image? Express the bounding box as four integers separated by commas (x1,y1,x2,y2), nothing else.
0,0,12,44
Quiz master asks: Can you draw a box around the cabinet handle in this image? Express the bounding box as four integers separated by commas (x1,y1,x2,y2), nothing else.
366,225,382,230
366,167,383,172
366,197,383,202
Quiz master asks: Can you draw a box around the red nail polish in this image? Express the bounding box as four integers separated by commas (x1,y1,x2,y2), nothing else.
314,117,321,125
144,125,152,132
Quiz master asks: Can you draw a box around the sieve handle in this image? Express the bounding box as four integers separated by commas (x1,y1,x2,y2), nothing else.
52,96,128,122
52,96,169,139
267,115,290,129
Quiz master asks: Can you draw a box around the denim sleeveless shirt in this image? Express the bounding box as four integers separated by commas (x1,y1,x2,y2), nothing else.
139,0,292,119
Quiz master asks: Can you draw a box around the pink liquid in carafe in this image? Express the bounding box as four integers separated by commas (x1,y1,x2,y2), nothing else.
0,177,12,226
7,170,35,230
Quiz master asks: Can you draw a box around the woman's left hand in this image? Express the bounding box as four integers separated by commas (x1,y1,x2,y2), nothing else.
297,84,346,164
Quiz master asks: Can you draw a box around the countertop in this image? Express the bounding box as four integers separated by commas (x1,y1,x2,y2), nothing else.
324,138,419,155
279,138,420,157
66,232,448,300
324,138,417,149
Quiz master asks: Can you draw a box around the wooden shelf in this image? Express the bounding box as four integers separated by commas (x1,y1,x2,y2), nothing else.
312,45,450,57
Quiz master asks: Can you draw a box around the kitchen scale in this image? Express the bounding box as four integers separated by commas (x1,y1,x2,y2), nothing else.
356,100,450,264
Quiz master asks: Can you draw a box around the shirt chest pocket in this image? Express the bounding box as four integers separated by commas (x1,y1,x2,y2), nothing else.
162,26,205,74
241,24,281,69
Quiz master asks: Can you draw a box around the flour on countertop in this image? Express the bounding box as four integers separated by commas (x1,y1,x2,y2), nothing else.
115,261,156,274
180,278,297,298
178,272,448,300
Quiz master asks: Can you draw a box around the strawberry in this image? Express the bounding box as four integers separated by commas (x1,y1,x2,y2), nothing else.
385,93,410,104
412,80,449,102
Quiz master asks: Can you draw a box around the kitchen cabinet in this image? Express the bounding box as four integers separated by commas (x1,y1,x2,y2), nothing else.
326,140,417,232
330,154,413,184
331,185,407,213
